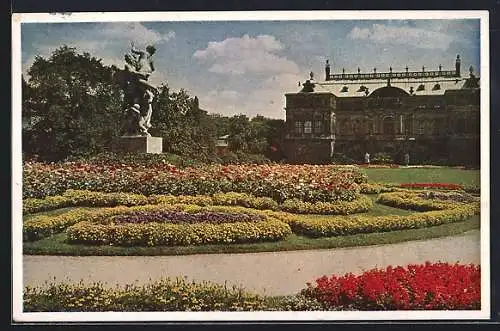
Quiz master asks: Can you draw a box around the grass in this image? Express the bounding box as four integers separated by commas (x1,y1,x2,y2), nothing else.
362,168,480,186
23,215,479,256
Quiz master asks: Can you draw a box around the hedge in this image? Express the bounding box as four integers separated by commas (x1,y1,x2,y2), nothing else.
288,203,480,238
24,190,369,216
376,191,459,211
280,195,373,215
66,218,292,246
24,278,267,312
24,203,293,242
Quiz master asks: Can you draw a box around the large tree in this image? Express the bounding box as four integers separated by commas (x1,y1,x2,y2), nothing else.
23,46,123,161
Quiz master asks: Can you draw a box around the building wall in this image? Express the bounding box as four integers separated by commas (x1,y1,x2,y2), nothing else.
284,88,480,165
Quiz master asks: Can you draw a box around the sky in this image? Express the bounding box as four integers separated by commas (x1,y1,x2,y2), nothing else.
21,19,481,119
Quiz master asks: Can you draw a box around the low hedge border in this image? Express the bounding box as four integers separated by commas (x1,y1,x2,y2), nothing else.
24,190,372,216
288,203,479,238
66,218,292,246
280,195,373,215
376,191,468,211
24,278,268,312
24,203,294,243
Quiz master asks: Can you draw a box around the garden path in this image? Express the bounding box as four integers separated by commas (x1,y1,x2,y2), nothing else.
23,230,480,296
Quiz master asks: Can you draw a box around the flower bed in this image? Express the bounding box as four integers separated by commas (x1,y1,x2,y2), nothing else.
24,203,293,244
24,190,371,216
24,278,267,312
23,162,365,203
399,183,463,190
110,210,265,225
288,203,479,238
417,191,476,203
376,191,457,211
302,262,480,310
280,195,373,215
358,183,396,194
64,204,292,246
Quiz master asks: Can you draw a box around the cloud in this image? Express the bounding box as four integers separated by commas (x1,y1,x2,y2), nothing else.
200,73,302,119
193,34,300,75
22,23,175,79
347,24,454,50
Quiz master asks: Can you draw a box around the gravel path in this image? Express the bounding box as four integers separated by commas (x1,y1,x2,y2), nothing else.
23,230,480,296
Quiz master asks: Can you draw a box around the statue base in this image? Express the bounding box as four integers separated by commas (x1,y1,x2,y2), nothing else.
113,136,163,154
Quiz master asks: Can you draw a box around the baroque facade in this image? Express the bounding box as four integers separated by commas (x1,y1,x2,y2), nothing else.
283,55,480,165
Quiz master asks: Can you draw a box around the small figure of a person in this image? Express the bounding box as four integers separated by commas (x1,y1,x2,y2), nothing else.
364,152,370,165
404,153,410,167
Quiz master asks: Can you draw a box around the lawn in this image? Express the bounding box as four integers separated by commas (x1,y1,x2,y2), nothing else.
361,168,480,186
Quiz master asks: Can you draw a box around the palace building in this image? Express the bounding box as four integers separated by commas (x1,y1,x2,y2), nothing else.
283,55,480,166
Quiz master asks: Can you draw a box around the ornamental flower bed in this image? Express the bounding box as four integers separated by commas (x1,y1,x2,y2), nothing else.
399,183,463,190
110,210,265,225
301,262,481,310
23,278,267,312
23,162,365,203
62,204,293,247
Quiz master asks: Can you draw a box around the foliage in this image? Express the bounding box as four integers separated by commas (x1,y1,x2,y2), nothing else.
288,202,479,238
399,183,464,190
280,195,373,215
23,162,362,203
376,191,461,211
22,46,124,161
24,202,293,243
302,262,481,310
358,183,395,194
24,278,267,312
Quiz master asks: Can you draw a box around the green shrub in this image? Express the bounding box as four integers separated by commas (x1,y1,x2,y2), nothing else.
280,195,373,215
377,192,458,211
212,192,279,211
24,278,267,312
66,218,292,246
288,203,479,238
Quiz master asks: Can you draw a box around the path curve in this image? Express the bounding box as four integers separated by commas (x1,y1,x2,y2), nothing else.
23,230,480,296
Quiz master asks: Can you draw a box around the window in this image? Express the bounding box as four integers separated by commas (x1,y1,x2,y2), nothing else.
314,121,322,134
418,121,425,135
294,121,303,134
304,121,312,134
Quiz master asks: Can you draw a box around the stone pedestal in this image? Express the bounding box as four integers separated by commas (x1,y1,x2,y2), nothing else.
113,136,163,154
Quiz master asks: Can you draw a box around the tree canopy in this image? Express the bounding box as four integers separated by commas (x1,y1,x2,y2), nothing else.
22,46,285,162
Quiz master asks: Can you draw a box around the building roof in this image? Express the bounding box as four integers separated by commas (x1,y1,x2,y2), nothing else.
314,76,470,97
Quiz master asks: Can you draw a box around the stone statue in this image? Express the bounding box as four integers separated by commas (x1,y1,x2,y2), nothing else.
116,42,159,136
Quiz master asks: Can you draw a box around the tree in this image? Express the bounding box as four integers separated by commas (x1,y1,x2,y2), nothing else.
23,46,123,161
153,85,217,159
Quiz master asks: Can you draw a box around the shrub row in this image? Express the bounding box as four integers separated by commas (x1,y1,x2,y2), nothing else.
376,191,457,211
24,203,292,242
110,210,265,225
66,218,292,246
280,195,373,215
24,278,267,312
358,183,396,194
24,190,150,214
24,190,371,216
288,203,479,238
302,262,481,310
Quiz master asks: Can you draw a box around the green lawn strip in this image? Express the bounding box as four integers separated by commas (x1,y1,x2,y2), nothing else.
361,168,480,186
23,215,479,256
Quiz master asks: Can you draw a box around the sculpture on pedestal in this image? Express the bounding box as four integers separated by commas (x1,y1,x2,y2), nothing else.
116,42,159,136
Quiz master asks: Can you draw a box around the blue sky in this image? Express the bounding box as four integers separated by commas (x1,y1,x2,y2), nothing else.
21,19,480,119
